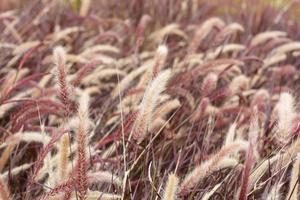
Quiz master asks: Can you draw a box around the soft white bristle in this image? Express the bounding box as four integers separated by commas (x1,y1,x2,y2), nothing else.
78,91,90,120
53,46,66,67
157,45,168,56
266,182,283,200
163,173,179,200
274,92,296,144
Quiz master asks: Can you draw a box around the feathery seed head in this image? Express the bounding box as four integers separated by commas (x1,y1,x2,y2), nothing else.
78,91,90,121
152,45,169,78
163,173,179,200
53,46,66,69
132,69,172,142
180,140,248,194
274,92,296,144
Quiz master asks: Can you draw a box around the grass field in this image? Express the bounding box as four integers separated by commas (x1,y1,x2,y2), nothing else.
1,0,300,199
